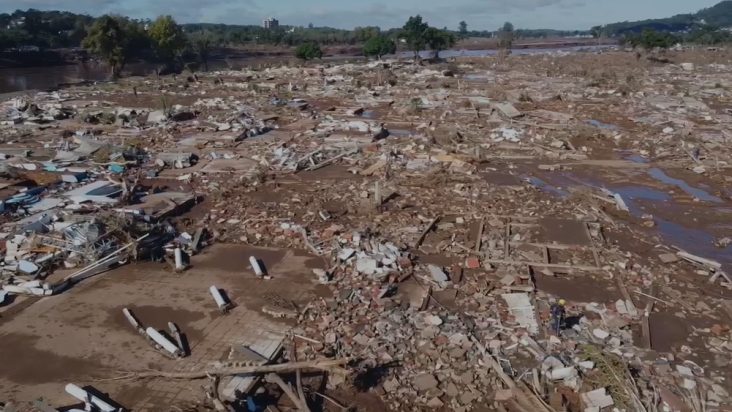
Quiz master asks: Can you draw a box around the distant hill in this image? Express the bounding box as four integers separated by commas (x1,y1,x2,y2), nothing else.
604,0,732,34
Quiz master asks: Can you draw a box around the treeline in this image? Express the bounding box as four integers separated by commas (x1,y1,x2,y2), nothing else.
602,0,732,35
0,9,92,49
618,26,732,49
77,13,467,75
0,8,591,53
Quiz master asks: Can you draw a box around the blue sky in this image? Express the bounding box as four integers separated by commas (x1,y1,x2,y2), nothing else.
1,0,724,30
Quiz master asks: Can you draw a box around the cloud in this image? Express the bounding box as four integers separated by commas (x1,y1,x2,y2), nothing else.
264,0,586,29
1,0,588,29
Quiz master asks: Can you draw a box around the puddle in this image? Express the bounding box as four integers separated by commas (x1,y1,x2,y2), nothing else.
586,119,621,130
463,74,489,79
655,218,731,270
360,111,374,118
647,168,723,203
519,174,567,196
533,169,731,271
390,129,412,135
481,172,521,186
632,117,653,122
615,186,671,201
626,155,648,164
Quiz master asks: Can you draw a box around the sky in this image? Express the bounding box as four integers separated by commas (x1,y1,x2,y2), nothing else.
0,0,725,30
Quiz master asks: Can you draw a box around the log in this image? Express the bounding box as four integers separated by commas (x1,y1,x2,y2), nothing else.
413,216,440,249
475,220,485,252
266,373,307,411
676,251,722,270
116,357,351,380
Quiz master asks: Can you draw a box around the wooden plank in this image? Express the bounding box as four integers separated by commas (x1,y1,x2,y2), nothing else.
504,220,511,259
484,259,599,271
475,220,485,253
677,251,722,270
720,300,732,321
584,222,602,268
616,277,636,309
661,286,695,311
508,241,600,252
641,284,655,350
414,216,440,249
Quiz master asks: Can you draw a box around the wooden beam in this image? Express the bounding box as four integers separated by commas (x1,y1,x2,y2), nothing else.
414,216,440,249
475,220,485,253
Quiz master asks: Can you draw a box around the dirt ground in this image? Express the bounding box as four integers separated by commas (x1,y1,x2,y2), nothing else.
0,244,323,409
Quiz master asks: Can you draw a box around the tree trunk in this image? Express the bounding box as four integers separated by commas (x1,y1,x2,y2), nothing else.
110,62,121,79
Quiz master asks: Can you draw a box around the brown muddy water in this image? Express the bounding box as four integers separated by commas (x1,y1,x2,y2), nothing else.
0,57,338,94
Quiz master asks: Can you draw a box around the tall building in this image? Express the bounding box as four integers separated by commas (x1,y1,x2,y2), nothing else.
263,18,279,29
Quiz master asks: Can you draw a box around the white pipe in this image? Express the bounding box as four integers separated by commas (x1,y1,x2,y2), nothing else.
122,308,139,329
145,327,181,356
65,383,117,412
249,256,263,276
3,285,51,296
210,286,227,309
174,248,184,270
64,234,150,282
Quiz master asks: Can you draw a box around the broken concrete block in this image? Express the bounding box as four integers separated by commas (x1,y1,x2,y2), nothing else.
446,382,459,397
593,329,610,340
426,397,444,408
581,388,614,409
549,367,577,380
493,102,522,119
356,257,378,275
428,265,448,283
460,390,477,405
383,378,399,393
147,110,167,124
413,373,438,391
494,388,514,401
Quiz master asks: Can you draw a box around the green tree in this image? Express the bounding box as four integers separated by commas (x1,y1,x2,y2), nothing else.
0,30,10,51
295,42,322,60
402,15,429,59
425,28,455,60
684,24,731,45
188,30,217,71
81,15,135,78
630,28,679,50
497,21,515,51
148,15,186,64
363,35,396,59
458,21,468,40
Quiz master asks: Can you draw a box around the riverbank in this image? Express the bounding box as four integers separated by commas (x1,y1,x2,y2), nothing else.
0,37,613,70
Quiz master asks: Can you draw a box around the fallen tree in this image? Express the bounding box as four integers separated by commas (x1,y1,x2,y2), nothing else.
109,358,352,381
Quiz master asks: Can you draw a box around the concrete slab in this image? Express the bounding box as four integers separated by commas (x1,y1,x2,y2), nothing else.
0,244,321,410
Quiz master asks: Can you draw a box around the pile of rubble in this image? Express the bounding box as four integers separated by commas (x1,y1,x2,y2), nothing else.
0,48,731,412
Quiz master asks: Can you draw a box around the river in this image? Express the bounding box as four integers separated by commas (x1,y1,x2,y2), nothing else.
0,45,610,94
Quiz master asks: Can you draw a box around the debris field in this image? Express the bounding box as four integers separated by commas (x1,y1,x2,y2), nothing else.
0,48,731,412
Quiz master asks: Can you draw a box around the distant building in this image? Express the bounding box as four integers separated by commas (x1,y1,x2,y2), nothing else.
263,17,279,29
7,16,25,29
